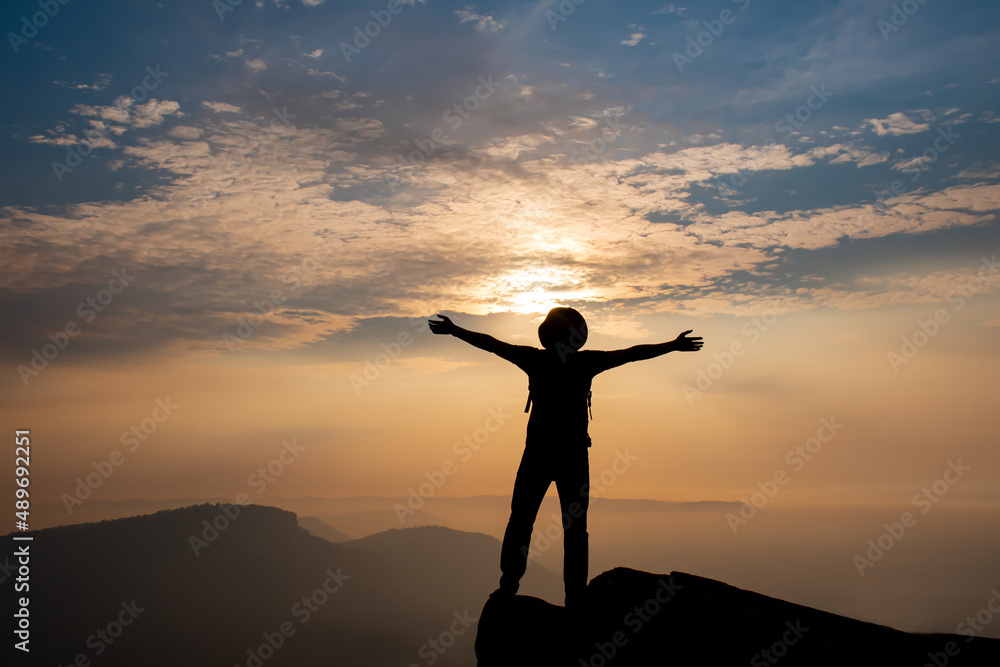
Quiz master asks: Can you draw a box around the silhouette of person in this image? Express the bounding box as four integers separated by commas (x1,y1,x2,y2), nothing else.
428,307,703,607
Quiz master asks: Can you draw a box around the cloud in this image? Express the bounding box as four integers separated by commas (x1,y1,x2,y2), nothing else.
816,144,890,167
677,182,1000,257
801,263,1000,312
953,165,1000,181
168,126,204,140
892,155,934,172
209,49,245,61
472,133,554,160
455,8,506,33
71,96,134,124
32,97,183,149
621,33,647,47
626,142,816,182
943,112,972,126
132,99,183,128
55,73,113,91
686,133,721,145
865,112,931,136
202,101,242,114
653,4,687,15
566,116,598,131
3,114,998,362
333,117,386,139
335,100,362,111
5,0,1000,364
27,133,79,147
245,59,268,72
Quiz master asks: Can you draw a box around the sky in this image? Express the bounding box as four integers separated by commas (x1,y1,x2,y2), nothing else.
1,0,999,517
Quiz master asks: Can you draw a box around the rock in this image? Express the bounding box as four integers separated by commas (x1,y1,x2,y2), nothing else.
476,567,1000,666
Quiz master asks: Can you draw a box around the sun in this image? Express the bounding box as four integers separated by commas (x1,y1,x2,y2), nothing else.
487,266,593,314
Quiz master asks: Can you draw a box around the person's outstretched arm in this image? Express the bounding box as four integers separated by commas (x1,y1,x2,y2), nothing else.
599,329,703,371
428,314,523,359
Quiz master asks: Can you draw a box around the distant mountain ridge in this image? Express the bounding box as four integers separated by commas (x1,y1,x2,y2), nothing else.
297,515,352,542
2,503,559,666
31,494,741,530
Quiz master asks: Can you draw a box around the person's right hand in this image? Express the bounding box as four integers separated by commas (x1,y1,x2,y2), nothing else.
428,314,457,335
672,329,703,351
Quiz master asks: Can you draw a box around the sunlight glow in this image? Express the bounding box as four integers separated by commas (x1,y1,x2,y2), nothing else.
485,265,595,314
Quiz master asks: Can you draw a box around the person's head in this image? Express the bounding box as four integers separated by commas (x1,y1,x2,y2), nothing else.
538,307,588,352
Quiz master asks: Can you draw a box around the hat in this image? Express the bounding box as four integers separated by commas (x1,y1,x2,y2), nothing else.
538,307,588,351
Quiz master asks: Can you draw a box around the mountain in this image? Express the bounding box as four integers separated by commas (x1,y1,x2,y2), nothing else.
311,507,448,537
476,567,1000,666
344,524,563,612
32,494,740,534
297,516,353,542
2,503,554,666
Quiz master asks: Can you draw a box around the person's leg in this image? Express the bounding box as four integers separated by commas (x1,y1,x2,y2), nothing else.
555,446,590,606
497,446,552,595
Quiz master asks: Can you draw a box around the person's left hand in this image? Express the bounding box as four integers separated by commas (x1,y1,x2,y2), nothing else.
428,314,457,335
